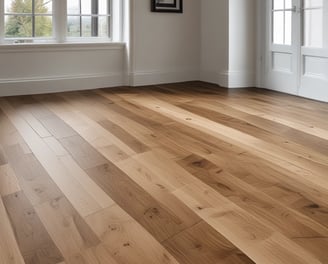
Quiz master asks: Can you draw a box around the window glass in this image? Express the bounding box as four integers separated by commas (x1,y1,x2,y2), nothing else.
67,0,110,38
272,0,293,45
4,0,53,38
303,0,327,48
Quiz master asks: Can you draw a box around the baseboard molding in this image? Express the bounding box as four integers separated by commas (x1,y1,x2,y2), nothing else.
200,70,228,88
129,69,199,86
226,70,256,88
200,70,256,88
0,73,124,96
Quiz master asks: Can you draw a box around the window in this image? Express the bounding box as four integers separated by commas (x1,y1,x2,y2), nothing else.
272,0,292,45
0,0,118,43
303,0,328,48
5,0,53,39
67,0,110,38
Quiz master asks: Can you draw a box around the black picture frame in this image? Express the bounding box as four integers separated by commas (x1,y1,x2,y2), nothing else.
151,0,183,13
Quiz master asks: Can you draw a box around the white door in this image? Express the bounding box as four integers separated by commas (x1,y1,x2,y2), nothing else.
266,0,328,102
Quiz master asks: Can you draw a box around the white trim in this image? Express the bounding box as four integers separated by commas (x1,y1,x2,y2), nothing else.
200,70,222,86
218,70,256,88
0,42,125,53
0,0,4,44
0,72,124,96
129,69,199,87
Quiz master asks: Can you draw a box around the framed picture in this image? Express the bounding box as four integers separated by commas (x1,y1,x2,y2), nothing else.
151,0,183,13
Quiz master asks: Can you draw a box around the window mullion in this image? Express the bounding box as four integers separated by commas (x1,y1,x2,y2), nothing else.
91,0,99,37
79,0,82,37
32,0,35,37
54,0,67,42
0,0,5,42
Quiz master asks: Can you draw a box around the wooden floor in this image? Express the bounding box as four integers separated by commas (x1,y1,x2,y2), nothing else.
0,82,328,264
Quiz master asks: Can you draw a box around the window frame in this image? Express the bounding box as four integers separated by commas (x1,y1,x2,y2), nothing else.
0,0,117,44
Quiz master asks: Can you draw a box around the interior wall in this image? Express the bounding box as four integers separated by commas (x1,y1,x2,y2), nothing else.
0,0,259,96
200,0,257,88
129,0,201,86
200,0,229,87
0,43,125,96
228,0,257,87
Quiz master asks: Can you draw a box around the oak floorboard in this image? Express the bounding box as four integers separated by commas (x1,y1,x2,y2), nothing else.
85,204,180,264
0,164,21,197
0,82,328,263
0,197,25,264
3,191,64,264
163,221,255,264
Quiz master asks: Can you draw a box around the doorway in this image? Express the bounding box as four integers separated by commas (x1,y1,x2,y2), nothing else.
265,0,328,102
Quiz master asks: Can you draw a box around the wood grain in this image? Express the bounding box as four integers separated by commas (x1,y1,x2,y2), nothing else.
3,191,64,264
0,82,327,263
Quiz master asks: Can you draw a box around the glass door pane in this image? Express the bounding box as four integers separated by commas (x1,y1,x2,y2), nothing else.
272,0,293,45
303,0,328,48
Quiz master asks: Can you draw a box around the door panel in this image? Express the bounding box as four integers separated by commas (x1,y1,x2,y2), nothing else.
299,0,328,101
266,0,328,102
266,0,299,95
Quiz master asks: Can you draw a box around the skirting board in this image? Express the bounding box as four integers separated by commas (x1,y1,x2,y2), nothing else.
200,70,229,88
0,73,124,97
200,70,256,88
129,69,200,86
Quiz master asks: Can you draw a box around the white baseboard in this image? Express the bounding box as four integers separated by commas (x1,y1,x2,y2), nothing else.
200,70,228,88
129,69,199,86
200,70,255,88
226,70,256,88
0,73,124,97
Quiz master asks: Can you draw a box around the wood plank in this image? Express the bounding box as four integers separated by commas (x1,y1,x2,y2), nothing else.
65,244,119,264
163,221,255,264
173,183,322,264
3,191,64,264
34,195,100,259
85,204,180,264
59,135,108,170
0,164,21,197
0,84,328,263
98,119,149,153
116,157,201,228
4,144,62,206
0,100,103,217
177,154,328,263
0,145,7,165
43,137,69,157
86,161,195,242
0,197,25,264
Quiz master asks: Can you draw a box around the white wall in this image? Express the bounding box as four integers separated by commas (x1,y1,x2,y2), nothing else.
0,0,259,96
0,43,125,96
200,0,257,88
129,0,201,86
200,0,229,86
228,0,257,87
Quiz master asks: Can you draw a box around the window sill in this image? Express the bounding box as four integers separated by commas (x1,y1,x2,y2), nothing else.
0,41,126,53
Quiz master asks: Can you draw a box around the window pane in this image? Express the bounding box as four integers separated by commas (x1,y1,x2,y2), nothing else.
285,0,292,9
67,16,81,36
5,15,33,37
304,9,324,47
68,0,80,14
98,16,108,37
285,11,292,45
35,16,53,37
273,11,284,44
82,16,92,36
5,0,32,13
99,0,108,15
35,0,53,14
273,0,284,10
304,0,323,8
81,0,91,14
